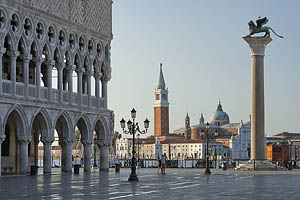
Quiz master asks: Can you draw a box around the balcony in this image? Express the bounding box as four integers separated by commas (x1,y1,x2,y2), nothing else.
1,80,105,109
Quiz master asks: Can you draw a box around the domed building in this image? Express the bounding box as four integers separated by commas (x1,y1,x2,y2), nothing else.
209,101,230,126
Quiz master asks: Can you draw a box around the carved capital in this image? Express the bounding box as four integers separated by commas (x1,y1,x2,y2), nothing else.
75,67,85,75
60,138,74,145
32,57,45,64
243,36,272,56
17,136,31,144
20,54,33,61
98,139,111,147
44,60,56,67
94,72,103,81
81,138,93,145
85,69,93,77
7,51,20,58
0,134,6,143
55,63,65,70
65,65,75,72
41,136,54,145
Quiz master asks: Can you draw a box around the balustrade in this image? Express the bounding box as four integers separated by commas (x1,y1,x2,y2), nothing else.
0,80,103,109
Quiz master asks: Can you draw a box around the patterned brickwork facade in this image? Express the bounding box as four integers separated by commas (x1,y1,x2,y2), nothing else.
7,0,112,37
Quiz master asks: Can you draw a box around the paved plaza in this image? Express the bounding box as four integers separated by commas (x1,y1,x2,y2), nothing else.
1,168,300,199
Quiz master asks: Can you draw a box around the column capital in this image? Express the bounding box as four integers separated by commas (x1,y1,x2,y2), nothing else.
41,137,54,145
84,69,93,77
76,67,85,75
243,36,272,56
60,138,74,145
32,57,45,64
81,138,93,145
65,65,75,72
17,136,31,144
0,47,6,54
20,54,32,61
0,134,6,143
98,139,111,147
56,62,65,70
94,72,103,81
7,50,20,58
44,60,56,66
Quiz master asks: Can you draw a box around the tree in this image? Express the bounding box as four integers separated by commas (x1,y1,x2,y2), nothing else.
147,135,154,139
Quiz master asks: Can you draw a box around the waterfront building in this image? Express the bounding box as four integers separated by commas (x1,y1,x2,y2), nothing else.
0,0,114,175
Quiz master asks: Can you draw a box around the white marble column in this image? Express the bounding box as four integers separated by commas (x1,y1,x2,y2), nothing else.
33,57,44,99
101,79,108,109
0,135,6,176
95,72,102,108
66,65,74,105
0,48,6,94
42,140,53,174
18,137,31,174
82,140,92,172
243,36,272,160
21,54,32,98
86,70,92,107
8,51,19,96
57,64,64,103
46,61,54,101
76,68,84,105
99,142,110,171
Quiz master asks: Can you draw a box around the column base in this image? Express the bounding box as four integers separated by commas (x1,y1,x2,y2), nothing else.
235,160,286,171
128,174,139,181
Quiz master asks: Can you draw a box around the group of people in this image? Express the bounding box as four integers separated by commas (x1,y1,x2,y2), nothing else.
157,154,167,175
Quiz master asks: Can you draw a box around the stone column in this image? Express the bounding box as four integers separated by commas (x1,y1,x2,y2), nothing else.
82,140,92,172
243,36,272,160
95,72,102,108
66,65,74,105
57,64,64,103
101,78,108,109
8,51,19,96
18,137,31,174
0,48,6,94
33,57,44,99
76,68,84,105
45,61,55,101
21,54,32,98
62,140,73,172
86,70,92,107
42,139,53,174
99,140,110,171
0,135,6,176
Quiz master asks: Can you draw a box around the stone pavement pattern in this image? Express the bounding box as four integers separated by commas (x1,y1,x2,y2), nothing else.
0,168,300,199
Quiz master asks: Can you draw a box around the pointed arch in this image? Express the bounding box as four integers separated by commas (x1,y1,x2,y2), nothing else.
3,104,28,137
30,40,41,57
53,111,72,140
4,33,16,51
75,113,91,140
93,115,109,140
42,44,51,60
30,108,52,140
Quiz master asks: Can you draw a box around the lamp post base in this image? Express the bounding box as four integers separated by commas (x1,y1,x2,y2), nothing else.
205,168,211,174
128,174,139,181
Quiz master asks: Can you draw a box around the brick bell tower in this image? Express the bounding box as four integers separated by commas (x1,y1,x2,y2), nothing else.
154,63,169,139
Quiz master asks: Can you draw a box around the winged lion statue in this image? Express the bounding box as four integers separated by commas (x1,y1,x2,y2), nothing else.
246,17,283,38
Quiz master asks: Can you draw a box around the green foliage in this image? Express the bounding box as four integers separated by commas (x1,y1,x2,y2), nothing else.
147,135,154,139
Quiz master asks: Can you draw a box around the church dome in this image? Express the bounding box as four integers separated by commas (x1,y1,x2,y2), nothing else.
209,101,229,126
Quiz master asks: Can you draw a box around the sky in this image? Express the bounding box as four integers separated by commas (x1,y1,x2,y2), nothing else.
109,0,300,138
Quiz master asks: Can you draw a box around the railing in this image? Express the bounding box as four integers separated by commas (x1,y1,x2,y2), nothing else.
52,89,59,102
2,80,10,94
40,87,48,100
1,80,104,109
16,82,24,96
28,84,36,98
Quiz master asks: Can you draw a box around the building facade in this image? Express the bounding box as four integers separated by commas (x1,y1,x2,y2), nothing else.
0,0,114,175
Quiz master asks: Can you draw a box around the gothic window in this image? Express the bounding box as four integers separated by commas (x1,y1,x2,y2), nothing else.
48,26,55,43
36,22,44,40
24,18,32,36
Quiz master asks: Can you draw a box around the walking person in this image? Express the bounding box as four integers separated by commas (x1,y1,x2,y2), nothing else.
161,154,166,175
157,156,162,173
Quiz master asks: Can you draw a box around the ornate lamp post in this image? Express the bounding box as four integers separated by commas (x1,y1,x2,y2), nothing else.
120,108,150,181
200,123,218,174
137,133,140,167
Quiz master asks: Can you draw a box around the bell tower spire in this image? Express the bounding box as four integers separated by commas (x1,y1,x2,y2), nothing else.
154,63,169,138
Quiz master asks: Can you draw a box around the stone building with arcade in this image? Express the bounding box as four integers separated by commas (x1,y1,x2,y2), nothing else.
0,0,114,175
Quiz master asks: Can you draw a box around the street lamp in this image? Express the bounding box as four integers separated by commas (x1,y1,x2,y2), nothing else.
120,108,150,181
137,133,140,167
201,122,218,174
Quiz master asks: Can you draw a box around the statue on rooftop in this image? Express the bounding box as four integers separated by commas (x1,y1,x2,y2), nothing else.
246,17,283,38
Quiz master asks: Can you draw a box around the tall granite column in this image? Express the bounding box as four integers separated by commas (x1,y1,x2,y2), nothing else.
243,36,272,160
